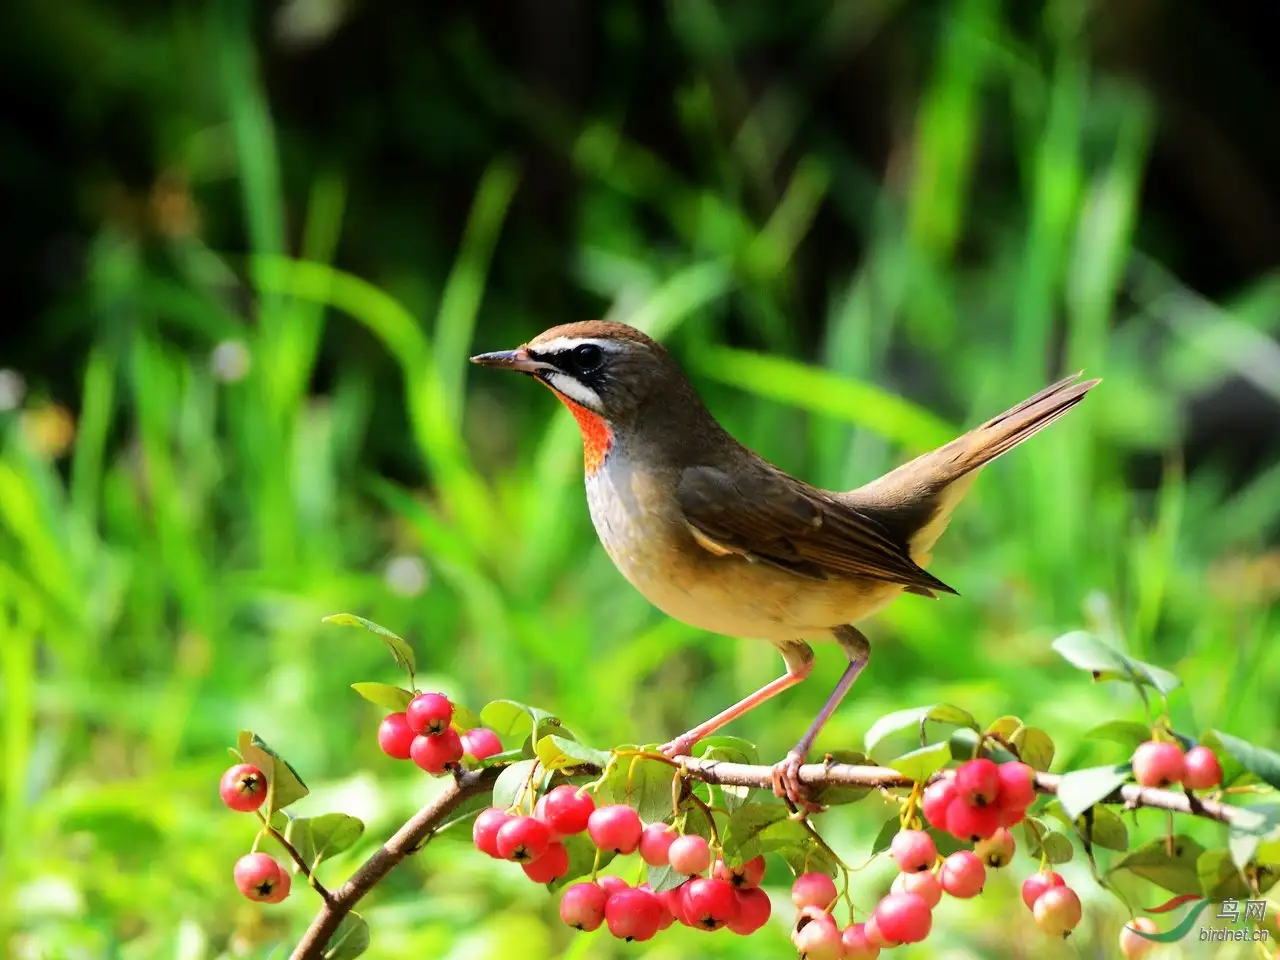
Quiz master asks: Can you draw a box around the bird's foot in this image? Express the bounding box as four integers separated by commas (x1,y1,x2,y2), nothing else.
659,735,698,758
771,748,823,814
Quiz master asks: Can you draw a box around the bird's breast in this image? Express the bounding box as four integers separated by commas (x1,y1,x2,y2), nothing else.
584,457,904,642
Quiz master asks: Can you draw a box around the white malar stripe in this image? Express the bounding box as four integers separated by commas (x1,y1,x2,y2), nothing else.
543,371,603,410
528,336,624,356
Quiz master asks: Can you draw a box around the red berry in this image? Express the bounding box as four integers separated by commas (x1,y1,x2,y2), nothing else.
472,807,510,858
263,867,292,903
532,794,566,841
1120,917,1159,958
460,727,502,761
522,841,569,884
406,692,453,735
542,784,595,835
939,850,986,898
727,886,771,935
1033,885,1082,937
233,852,285,902
791,872,838,910
560,882,608,931
1183,746,1223,790
890,828,937,873
596,875,629,898
410,729,464,774
664,882,693,927
1131,740,1185,788
1021,870,1065,910
605,887,664,941
955,758,1000,807
495,816,552,863
999,804,1028,828
637,883,675,931
219,764,268,812
377,714,416,760
891,868,942,908
863,914,895,949
873,891,932,944
639,823,677,866
974,826,1016,868
842,923,882,959
945,800,1001,842
793,913,842,959
995,761,1036,812
668,834,712,875
684,877,739,931
587,804,643,854
714,854,767,889
921,778,956,830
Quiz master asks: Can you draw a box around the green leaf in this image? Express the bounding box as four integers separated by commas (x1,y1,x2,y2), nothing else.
480,700,561,744
551,832,615,891
1021,818,1074,864
238,731,309,813
1051,631,1182,695
479,748,525,768
1111,836,1206,895
492,759,539,812
865,704,979,755
872,815,901,856
1198,849,1251,900
1056,764,1130,820
986,716,1022,739
1204,730,1280,791
721,803,806,861
810,750,872,807
1227,805,1280,872
1082,720,1152,751
1011,727,1055,772
693,737,759,764
1086,807,1129,851
697,740,756,813
646,862,684,893
888,742,953,782
284,817,315,870
596,755,674,825
450,703,482,734
535,735,611,772
779,839,840,879
349,682,414,712
322,613,416,678
949,729,1017,765
323,912,370,960
308,813,364,865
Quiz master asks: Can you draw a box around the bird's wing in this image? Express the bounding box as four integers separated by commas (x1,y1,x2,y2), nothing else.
675,463,956,595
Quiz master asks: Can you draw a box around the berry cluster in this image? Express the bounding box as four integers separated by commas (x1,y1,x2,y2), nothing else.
1019,870,1082,937
472,786,772,942
922,757,1036,842
219,762,294,904
376,692,503,771
1131,740,1222,790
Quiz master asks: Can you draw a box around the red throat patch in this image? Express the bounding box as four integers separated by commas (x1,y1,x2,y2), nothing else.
546,388,613,475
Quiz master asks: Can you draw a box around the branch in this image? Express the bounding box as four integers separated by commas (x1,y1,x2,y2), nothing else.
258,810,335,906
290,755,1247,958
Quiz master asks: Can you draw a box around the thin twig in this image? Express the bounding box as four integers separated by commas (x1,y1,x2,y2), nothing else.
290,756,1246,958
258,811,335,906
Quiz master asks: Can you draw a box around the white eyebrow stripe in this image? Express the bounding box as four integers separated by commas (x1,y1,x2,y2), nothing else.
543,371,603,411
527,336,623,356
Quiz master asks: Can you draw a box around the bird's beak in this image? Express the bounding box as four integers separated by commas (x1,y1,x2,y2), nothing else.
469,347,551,374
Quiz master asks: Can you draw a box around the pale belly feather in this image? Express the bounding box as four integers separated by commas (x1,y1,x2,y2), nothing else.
584,458,905,643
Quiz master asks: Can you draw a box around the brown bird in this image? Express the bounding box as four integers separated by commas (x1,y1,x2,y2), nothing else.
472,321,1098,806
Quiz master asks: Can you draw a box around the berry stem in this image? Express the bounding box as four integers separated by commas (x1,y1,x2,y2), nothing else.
684,791,720,848
255,810,335,906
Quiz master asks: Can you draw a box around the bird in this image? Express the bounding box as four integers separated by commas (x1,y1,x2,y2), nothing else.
471,320,1099,807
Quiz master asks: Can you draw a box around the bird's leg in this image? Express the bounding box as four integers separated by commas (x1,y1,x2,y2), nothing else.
659,641,814,758
772,625,871,808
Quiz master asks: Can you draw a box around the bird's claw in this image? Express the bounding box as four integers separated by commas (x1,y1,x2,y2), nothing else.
772,749,822,813
660,736,696,758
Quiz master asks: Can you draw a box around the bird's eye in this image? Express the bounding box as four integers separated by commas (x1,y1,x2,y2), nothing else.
569,343,604,373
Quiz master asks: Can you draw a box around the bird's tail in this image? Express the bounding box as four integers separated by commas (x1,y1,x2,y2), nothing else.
847,372,1100,564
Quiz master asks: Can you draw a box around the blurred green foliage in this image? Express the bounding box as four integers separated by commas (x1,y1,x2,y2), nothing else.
1,1,1278,958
